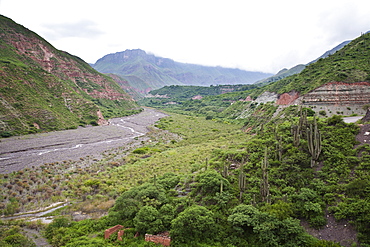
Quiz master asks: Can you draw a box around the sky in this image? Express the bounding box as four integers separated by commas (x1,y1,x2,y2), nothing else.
1,0,370,74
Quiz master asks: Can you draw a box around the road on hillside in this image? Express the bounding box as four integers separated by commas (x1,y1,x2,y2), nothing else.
0,108,167,174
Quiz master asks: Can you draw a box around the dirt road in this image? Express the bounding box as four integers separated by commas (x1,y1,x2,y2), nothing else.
0,108,167,173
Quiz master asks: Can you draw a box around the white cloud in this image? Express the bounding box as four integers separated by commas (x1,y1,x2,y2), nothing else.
42,20,104,40
1,0,370,73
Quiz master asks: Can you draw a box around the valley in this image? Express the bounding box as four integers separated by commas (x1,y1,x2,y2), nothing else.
1,14,370,247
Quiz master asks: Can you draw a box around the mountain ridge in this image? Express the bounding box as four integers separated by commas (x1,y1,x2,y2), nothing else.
92,49,273,97
256,38,361,86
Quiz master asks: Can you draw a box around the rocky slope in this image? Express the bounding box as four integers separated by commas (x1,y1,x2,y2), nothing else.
272,82,370,116
92,49,272,97
247,33,370,115
0,15,138,137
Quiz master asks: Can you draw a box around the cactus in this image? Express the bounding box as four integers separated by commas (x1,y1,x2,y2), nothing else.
153,174,157,189
291,107,308,147
222,165,228,178
260,147,270,203
291,125,300,147
238,164,246,201
220,179,224,194
307,117,322,167
275,135,283,161
251,194,256,206
299,108,308,131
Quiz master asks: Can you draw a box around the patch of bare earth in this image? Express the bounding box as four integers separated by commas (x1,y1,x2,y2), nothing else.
355,124,370,145
301,214,358,247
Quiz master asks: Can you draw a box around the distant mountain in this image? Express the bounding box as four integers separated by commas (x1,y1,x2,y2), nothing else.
0,15,138,137
92,49,272,96
256,39,355,86
255,64,306,86
309,40,351,64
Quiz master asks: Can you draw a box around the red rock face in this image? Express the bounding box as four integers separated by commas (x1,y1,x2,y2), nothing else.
276,91,300,105
1,28,131,102
302,82,370,105
245,96,253,102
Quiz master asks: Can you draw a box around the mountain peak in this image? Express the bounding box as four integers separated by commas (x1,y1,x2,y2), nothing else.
93,50,272,97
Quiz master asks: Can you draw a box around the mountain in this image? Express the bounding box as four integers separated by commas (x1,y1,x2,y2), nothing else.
92,49,272,96
262,33,370,95
0,15,139,137
240,32,370,118
256,39,355,86
309,40,351,64
255,64,306,86
143,33,370,120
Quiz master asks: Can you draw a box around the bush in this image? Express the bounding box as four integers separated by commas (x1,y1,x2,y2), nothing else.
0,131,12,138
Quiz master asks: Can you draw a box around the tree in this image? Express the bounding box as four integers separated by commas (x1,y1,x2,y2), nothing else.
158,204,175,230
134,206,163,234
228,204,310,246
171,205,216,244
228,204,259,234
195,170,230,196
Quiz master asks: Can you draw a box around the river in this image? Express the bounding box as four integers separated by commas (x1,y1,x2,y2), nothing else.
0,108,167,174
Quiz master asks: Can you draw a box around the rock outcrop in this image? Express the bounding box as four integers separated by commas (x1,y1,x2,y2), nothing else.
276,91,300,105
2,26,131,102
301,82,370,105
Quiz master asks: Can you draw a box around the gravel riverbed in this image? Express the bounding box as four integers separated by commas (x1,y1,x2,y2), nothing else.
0,108,167,174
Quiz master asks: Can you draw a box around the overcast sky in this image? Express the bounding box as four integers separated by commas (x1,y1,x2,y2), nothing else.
1,0,369,73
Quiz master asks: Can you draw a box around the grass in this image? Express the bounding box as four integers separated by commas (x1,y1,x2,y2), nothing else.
0,113,245,216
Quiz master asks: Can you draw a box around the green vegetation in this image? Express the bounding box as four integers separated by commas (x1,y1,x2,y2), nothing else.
0,225,35,247
2,109,367,246
1,12,370,247
0,15,138,137
256,33,370,96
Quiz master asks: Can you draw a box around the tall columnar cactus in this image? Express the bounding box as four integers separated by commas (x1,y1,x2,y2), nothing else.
260,147,270,203
299,107,308,135
307,117,322,167
275,135,283,161
222,165,229,178
220,179,224,194
238,164,246,201
291,125,300,147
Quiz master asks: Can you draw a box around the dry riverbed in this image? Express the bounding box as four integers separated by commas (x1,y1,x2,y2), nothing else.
0,108,168,174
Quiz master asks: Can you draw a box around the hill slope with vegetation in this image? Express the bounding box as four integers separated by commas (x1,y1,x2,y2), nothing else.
2,109,368,246
142,33,370,122
0,15,139,137
259,33,370,96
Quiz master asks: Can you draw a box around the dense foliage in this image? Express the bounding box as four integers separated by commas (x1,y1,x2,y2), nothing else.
0,225,35,247
23,109,367,246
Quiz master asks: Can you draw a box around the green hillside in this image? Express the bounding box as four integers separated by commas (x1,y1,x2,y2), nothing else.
260,33,370,95
0,15,139,137
143,33,370,122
